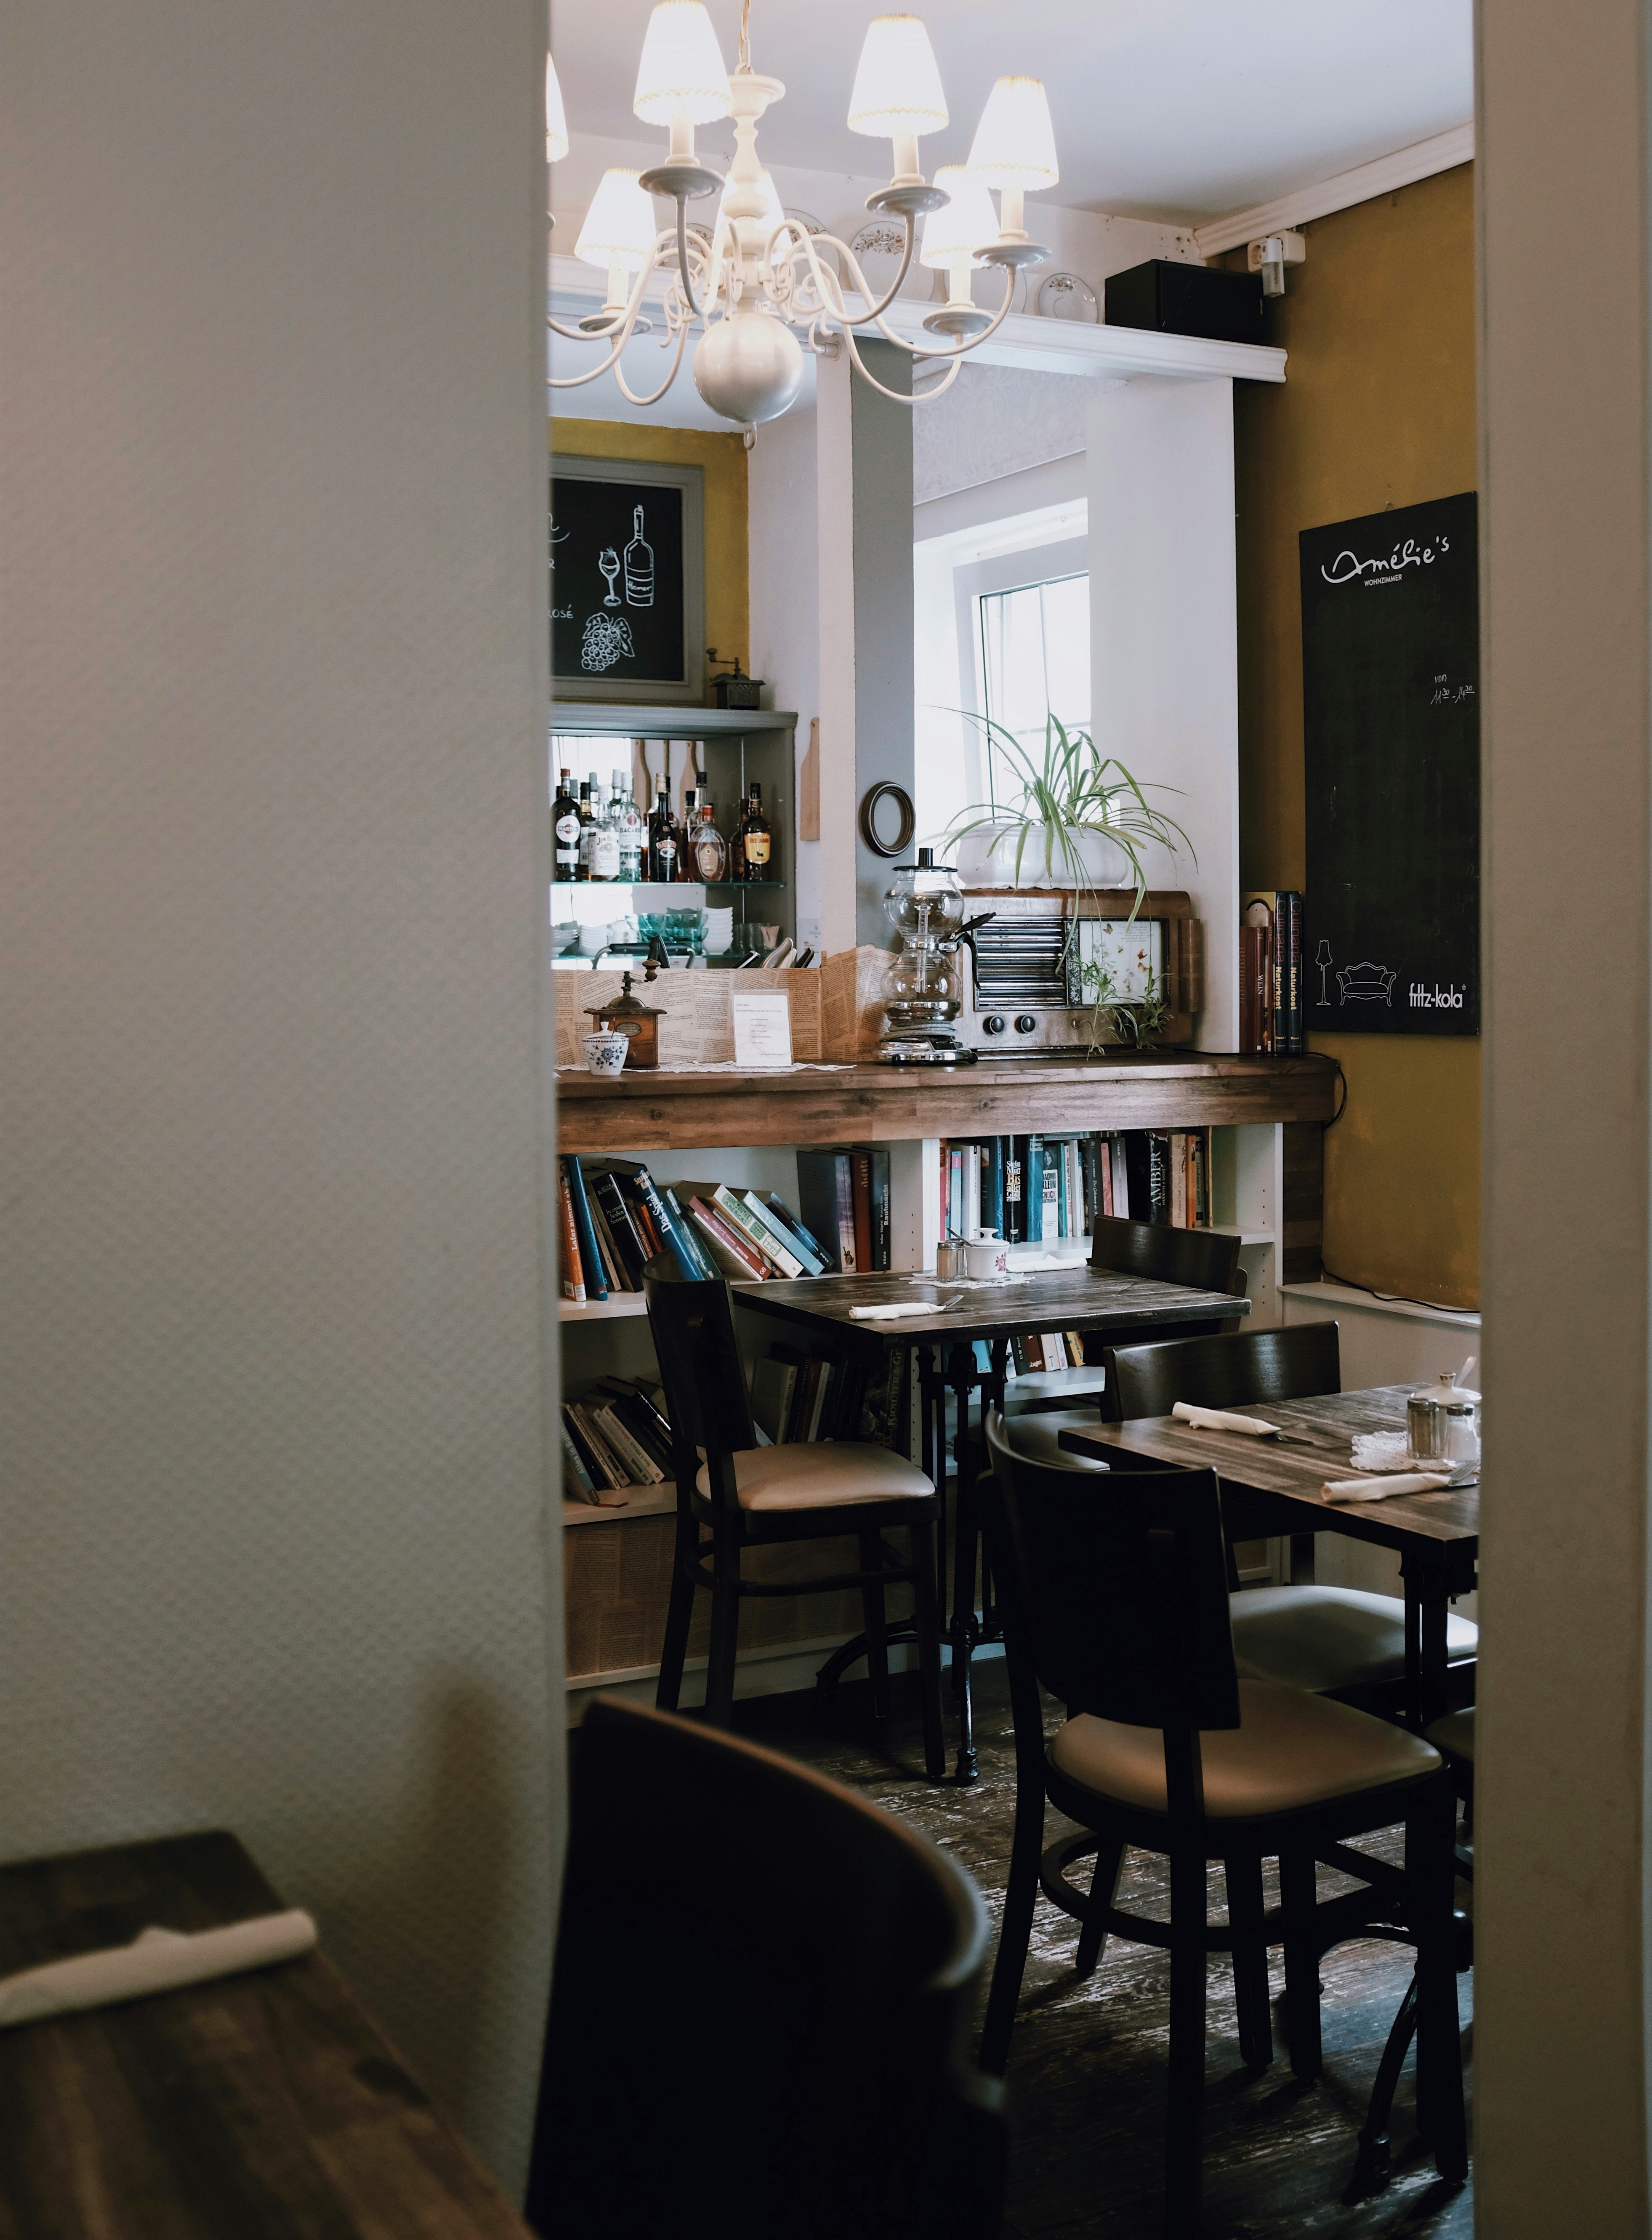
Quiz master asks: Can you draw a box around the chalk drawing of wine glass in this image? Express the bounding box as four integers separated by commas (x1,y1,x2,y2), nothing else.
1315,940,1333,1004
597,548,621,607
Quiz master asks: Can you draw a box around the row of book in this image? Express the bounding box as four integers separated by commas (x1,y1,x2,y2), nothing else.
557,1156,837,1301
562,1375,674,1502
1241,890,1304,1057
939,1129,1213,1241
749,1343,905,1450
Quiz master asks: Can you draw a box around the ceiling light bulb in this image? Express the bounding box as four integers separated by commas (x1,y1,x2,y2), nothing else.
633,1,732,128
846,16,949,141
919,166,1000,267
966,76,1059,190
545,53,569,164
575,169,657,273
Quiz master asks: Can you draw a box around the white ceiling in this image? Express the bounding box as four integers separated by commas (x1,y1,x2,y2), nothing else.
549,0,1474,224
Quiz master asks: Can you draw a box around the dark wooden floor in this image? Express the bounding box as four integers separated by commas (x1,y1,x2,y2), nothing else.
726,1661,1472,2240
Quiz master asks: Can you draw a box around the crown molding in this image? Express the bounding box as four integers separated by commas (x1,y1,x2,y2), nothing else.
1192,123,1474,258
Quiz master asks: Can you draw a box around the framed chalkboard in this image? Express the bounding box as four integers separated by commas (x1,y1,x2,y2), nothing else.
1301,491,1479,1037
550,455,705,704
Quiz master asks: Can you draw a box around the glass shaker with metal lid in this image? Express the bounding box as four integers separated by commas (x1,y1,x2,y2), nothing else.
1407,1368,1480,1464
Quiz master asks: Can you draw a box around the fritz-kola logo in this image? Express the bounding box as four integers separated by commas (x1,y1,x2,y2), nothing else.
1410,983,1466,1009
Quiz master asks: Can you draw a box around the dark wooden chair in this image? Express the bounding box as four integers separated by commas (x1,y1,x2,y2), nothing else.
526,1697,1006,2240
644,1256,946,1777
977,1416,1466,2237
1101,1324,1478,1705
1004,1217,1246,1443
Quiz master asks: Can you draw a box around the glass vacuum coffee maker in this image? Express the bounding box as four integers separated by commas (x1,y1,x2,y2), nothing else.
878,850,988,1065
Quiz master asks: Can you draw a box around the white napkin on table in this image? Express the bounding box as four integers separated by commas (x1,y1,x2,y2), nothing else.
849,1300,960,1322
1320,1470,1455,1507
0,1909,316,2029
1172,1401,1280,1436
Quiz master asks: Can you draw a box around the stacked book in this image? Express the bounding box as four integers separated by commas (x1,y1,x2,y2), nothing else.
939,1129,1212,1241
562,1376,675,1504
556,1154,833,1301
1240,890,1304,1056
750,1343,907,1451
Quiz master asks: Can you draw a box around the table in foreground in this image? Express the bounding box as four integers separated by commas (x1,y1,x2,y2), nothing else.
1058,1383,1479,1727
0,1830,532,2239
737,1267,1251,1781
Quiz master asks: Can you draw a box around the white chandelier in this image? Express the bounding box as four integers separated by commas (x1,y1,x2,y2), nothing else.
547,2,1059,431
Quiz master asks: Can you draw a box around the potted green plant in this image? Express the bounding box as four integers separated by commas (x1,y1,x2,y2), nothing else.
943,712,1193,900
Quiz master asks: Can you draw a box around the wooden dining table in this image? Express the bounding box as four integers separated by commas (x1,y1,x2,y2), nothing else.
0,1830,533,2238
737,1263,1250,1782
1057,1383,1479,1728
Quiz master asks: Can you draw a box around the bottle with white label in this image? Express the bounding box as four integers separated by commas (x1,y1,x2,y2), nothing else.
551,767,580,883
623,505,654,607
612,767,645,883
646,788,679,884
587,779,621,882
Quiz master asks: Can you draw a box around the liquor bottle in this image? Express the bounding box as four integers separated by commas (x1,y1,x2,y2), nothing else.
646,788,680,884
689,783,728,882
623,505,654,607
587,775,620,881
552,766,580,883
575,779,596,879
611,767,645,883
736,781,772,882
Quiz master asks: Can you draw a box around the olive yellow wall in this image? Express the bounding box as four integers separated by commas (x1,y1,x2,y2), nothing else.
1232,165,1479,1308
550,419,749,701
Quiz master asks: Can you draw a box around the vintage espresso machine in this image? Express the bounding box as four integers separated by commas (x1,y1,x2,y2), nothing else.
876,852,991,1065
950,884,1205,1053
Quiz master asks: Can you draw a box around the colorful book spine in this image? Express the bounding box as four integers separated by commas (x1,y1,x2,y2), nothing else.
1024,1137,1044,1243
749,1193,828,1276
557,1165,586,1302
661,1186,718,1279
735,1190,814,1277
562,1157,608,1302
619,1163,702,1281
1273,890,1304,1057
688,1198,770,1281
561,1423,599,1502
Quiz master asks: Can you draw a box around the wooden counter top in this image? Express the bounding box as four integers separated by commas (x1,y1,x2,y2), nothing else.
553,1052,1337,1151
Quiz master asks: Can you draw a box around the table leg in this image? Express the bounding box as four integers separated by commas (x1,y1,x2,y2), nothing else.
1400,1551,1453,1731
946,1340,982,1785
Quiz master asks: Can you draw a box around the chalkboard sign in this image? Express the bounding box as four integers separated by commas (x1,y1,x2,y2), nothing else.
1301,491,1479,1037
550,455,705,704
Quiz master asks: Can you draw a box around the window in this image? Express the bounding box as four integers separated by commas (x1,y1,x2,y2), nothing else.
976,572,1091,807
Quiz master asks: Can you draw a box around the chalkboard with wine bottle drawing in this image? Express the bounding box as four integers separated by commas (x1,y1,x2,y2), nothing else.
551,455,705,705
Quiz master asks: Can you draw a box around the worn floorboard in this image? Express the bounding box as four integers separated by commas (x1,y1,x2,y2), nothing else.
724,1662,1472,2240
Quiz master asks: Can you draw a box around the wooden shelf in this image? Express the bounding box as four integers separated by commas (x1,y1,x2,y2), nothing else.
559,1294,650,1322
563,1486,676,1527
555,1053,1338,1153
550,705,798,735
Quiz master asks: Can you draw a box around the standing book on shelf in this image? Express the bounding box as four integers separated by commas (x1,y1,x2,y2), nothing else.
557,1165,587,1302
588,1170,651,1287
1272,890,1304,1057
561,1158,608,1302
796,1148,858,1272
1240,898,1274,1055
607,1161,702,1281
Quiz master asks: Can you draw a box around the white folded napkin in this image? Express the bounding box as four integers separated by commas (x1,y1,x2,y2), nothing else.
849,1300,958,1322
1172,1401,1279,1436
1320,1470,1454,1507
0,1909,316,2029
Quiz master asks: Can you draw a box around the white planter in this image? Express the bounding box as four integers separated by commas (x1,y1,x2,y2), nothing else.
954,822,1136,890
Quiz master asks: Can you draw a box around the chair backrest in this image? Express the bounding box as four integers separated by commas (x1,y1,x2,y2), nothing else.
1104,1319,1341,1422
981,1412,1240,1734
643,1253,757,1482
527,1697,1002,2240
1089,1213,1244,1298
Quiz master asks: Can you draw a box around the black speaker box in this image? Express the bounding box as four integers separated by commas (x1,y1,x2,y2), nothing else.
1104,259,1264,346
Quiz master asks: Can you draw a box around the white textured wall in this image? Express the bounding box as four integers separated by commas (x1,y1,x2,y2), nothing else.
0,0,559,2195
749,407,822,951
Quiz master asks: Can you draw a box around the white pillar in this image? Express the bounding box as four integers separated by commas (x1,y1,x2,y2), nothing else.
1476,0,1652,2226
1087,378,1240,1050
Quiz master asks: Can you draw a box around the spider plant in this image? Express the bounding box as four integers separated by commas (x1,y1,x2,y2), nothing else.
942,712,1195,917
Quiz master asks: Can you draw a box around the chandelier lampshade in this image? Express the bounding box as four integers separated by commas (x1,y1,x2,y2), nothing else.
919,166,1000,266
966,77,1059,189
846,16,949,141
574,170,657,272
545,53,569,165
633,2,733,128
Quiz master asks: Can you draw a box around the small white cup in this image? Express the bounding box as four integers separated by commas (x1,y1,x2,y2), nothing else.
963,1231,1009,1281
582,1031,630,1077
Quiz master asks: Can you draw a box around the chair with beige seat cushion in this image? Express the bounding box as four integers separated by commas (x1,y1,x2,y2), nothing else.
644,1257,945,1777
1102,1323,1479,1705
1004,1217,1246,1423
978,1414,1467,2238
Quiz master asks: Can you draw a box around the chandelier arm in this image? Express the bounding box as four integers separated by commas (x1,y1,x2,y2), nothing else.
835,321,966,407
673,201,705,321
545,257,658,386
837,216,920,326
611,315,692,408
889,262,1021,362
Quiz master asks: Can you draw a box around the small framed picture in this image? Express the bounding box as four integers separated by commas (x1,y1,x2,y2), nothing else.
551,455,705,705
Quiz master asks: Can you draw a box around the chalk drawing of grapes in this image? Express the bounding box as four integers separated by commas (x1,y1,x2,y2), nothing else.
581,610,636,672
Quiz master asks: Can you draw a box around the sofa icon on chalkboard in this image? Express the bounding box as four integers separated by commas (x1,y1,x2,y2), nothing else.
1336,960,1397,1005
